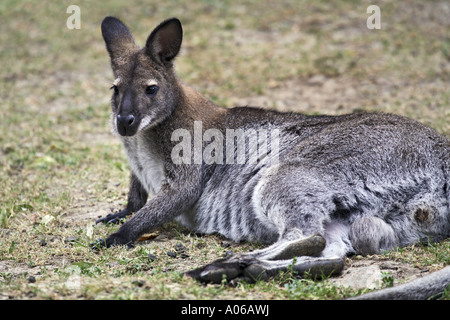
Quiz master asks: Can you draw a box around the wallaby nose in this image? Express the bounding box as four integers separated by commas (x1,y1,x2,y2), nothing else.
117,114,136,136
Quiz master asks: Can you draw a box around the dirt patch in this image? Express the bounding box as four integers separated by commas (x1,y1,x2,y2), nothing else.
66,200,124,223
230,75,449,118
330,257,428,290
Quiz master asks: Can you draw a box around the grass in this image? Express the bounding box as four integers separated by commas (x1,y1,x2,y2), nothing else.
1,0,449,300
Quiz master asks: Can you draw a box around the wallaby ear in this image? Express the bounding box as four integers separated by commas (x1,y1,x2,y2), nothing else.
145,18,183,66
101,16,138,64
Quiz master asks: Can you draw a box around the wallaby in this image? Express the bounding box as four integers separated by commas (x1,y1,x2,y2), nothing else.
95,16,450,299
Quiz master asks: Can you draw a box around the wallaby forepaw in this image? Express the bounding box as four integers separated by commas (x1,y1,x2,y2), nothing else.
95,209,129,225
90,238,107,251
90,233,134,250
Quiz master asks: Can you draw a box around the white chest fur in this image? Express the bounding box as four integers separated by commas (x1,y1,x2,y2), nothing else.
121,134,165,195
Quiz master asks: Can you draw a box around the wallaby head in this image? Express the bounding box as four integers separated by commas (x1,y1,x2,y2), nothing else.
101,17,183,136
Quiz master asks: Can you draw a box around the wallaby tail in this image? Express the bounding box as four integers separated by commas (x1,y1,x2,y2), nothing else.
348,266,450,300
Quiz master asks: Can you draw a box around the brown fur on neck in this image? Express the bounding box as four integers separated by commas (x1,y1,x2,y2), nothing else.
163,82,227,133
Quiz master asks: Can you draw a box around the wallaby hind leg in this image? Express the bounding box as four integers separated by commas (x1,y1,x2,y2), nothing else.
186,232,344,283
238,233,344,282
267,234,325,260
186,247,344,284
244,256,344,282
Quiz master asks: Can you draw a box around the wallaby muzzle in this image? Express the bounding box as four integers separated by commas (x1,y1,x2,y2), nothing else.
117,114,137,136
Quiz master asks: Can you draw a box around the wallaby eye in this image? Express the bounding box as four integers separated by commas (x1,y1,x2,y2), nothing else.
110,85,119,95
146,85,159,96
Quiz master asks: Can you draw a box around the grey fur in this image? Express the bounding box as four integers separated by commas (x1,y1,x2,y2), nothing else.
95,17,450,299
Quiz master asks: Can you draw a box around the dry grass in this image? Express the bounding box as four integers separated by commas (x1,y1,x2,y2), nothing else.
1,0,449,300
